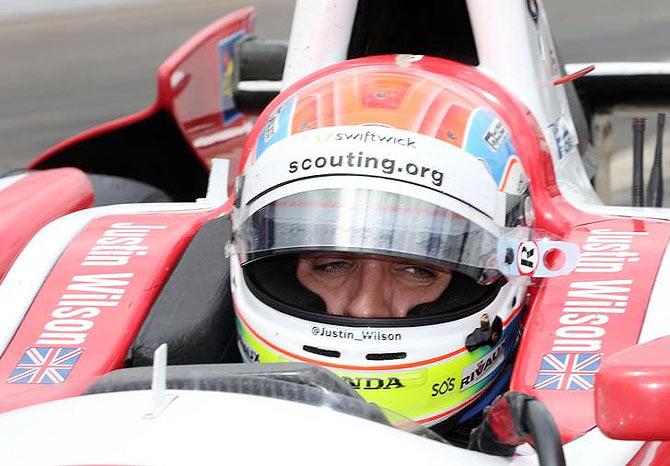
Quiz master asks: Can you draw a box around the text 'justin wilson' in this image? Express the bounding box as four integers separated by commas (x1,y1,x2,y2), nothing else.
37,222,166,346
312,326,402,341
552,229,645,352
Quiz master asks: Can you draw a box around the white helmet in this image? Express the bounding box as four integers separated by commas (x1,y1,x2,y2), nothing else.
230,56,541,433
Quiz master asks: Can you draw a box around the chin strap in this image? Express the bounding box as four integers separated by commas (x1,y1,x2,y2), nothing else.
468,392,566,466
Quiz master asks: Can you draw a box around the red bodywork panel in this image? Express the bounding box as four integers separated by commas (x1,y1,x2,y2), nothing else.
627,441,670,466
0,169,93,281
512,220,670,442
158,8,253,163
155,6,254,183
595,336,670,440
0,209,225,412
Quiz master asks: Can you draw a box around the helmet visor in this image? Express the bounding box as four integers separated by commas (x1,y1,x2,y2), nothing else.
233,188,504,282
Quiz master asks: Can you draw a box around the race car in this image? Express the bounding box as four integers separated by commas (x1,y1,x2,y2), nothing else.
0,0,669,464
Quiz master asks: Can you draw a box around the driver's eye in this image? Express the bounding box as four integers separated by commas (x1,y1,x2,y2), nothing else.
313,260,352,274
400,266,437,280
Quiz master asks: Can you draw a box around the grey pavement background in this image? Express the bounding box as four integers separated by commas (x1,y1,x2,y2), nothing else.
0,0,172,18
545,1,670,62
0,0,294,168
1,0,670,205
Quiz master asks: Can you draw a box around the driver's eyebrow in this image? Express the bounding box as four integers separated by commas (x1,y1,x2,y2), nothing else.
301,253,353,261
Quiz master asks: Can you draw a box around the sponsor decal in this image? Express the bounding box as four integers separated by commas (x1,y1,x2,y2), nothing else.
548,116,576,160
256,98,296,158
82,222,166,266
7,347,83,384
431,377,456,397
464,108,517,186
238,337,259,362
574,229,643,273
311,325,402,341
533,352,601,390
313,130,417,148
288,151,444,187
483,118,508,151
516,240,538,276
499,238,580,278
551,229,645,352
460,343,505,391
264,107,282,142
36,223,166,347
342,376,405,390
217,29,245,125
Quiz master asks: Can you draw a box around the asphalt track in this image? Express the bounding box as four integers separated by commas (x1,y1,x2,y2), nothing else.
0,0,294,169
2,0,670,205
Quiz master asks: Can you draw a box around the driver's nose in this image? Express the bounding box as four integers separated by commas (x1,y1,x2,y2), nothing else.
343,260,394,318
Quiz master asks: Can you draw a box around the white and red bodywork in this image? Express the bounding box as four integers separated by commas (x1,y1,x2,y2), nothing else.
0,0,668,464
0,161,233,406
0,169,93,282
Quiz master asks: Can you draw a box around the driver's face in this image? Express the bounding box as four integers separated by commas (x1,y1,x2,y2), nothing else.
296,254,452,318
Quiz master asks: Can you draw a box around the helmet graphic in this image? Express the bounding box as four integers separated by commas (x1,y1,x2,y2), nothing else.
230,56,534,431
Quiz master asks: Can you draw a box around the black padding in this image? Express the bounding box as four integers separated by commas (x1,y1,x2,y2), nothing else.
87,174,171,206
348,0,478,66
574,74,670,117
128,216,239,367
246,255,327,313
34,110,208,202
234,89,281,115
236,35,287,81
407,274,503,319
233,35,286,114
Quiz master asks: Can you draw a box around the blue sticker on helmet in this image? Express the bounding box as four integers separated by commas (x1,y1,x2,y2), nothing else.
255,97,296,158
464,108,517,186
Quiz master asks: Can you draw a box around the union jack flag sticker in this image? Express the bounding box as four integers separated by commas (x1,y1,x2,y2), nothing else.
7,347,83,384
533,352,602,390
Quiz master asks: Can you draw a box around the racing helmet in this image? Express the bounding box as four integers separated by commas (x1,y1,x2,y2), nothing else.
230,56,534,429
